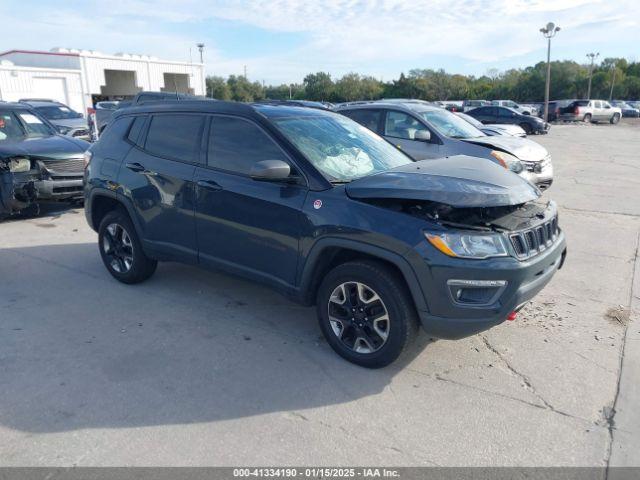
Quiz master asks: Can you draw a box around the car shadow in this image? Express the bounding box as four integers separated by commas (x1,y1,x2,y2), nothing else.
0,242,434,434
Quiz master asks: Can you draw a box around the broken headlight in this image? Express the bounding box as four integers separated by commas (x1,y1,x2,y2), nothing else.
490,150,523,174
9,157,31,173
426,232,508,259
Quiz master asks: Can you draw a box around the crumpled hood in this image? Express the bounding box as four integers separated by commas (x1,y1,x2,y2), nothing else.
485,124,525,136
346,155,540,208
0,135,88,160
462,135,548,162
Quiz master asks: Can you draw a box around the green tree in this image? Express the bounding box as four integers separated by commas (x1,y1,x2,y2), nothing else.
303,72,334,101
206,76,231,100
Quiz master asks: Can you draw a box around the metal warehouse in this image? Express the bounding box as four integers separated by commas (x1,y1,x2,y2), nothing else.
0,48,206,114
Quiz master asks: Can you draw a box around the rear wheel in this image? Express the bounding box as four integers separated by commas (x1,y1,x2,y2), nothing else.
610,113,620,124
317,261,418,368
519,123,532,134
98,209,157,284
583,113,592,123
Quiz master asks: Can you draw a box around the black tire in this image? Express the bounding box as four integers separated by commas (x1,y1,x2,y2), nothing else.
98,209,157,284
316,260,418,368
519,123,532,135
610,113,620,124
583,113,592,123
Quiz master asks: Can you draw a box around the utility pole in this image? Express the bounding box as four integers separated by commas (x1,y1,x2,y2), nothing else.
609,64,617,101
540,22,561,123
196,43,205,64
243,65,247,79
289,84,292,99
586,52,598,100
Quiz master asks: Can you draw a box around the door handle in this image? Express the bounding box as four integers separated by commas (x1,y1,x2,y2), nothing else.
125,162,146,172
197,179,223,191
126,162,157,176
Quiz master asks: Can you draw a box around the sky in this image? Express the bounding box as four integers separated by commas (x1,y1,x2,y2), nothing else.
1,0,638,84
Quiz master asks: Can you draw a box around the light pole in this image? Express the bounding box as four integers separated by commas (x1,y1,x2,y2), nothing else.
540,22,561,123
609,64,617,101
196,43,205,64
586,52,599,100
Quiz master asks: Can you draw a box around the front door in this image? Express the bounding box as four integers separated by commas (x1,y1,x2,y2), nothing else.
382,110,440,160
194,115,307,288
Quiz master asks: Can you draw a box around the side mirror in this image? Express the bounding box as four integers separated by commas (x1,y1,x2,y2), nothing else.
522,111,530,116
604,105,611,109
250,160,291,181
414,130,431,142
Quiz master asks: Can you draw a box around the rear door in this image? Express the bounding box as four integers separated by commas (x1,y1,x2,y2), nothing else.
497,107,517,125
118,112,204,262
382,110,440,160
469,107,496,124
193,115,307,287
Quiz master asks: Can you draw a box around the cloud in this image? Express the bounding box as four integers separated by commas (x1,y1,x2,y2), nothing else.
0,0,638,83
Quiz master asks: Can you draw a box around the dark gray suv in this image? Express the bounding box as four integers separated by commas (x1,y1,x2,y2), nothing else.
84,101,566,367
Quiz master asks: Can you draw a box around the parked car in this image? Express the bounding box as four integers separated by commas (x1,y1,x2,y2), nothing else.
627,100,640,111
557,100,622,124
0,102,89,218
466,106,550,135
610,100,640,118
541,100,575,122
462,99,488,112
490,100,536,116
20,99,90,141
84,101,566,367
338,101,553,189
455,111,527,137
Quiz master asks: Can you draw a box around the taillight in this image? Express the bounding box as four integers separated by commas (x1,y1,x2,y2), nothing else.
574,106,579,114
83,150,93,169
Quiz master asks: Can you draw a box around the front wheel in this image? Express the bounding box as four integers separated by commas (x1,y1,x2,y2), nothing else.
98,209,157,284
317,261,418,368
610,113,620,124
519,123,532,135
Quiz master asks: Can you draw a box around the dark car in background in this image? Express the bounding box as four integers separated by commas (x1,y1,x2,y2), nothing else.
466,106,550,135
0,102,89,218
611,100,640,118
84,101,566,367
455,111,526,137
20,99,90,141
337,101,553,189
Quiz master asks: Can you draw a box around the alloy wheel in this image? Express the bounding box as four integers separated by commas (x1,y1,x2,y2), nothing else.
102,223,134,273
327,282,390,354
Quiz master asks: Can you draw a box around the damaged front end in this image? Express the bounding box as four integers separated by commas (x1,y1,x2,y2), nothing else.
0,156,39,217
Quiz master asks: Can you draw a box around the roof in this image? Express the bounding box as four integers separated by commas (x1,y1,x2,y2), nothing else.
20,100,66,107
115,100,336,120
336,100,441,113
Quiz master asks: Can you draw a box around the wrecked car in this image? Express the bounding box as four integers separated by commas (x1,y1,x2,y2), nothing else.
0,102,89,218
337,101,554,190
85,102,566,368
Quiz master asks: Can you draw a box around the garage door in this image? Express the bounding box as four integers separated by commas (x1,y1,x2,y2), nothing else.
32,77,68,104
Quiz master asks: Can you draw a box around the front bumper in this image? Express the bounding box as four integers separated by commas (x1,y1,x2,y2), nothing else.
414,231,567,339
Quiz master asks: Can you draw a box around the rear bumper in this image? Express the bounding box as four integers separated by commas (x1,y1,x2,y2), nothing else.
416,232,567,339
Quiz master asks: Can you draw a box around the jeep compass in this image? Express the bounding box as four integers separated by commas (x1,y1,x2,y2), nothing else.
84,101,566,368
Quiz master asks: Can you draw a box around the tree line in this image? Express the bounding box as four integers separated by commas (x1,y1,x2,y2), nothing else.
206,57,640,103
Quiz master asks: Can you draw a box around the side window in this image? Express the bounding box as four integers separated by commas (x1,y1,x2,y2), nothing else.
144,114,204,163
127,115,147,146
208,116,288,175
498,108,513,118
98,116,134,145
341,109,382,133
384,111,428,140
594,101,602,108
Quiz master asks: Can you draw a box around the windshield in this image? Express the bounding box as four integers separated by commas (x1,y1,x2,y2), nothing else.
0,110,56,142
35,105,82,120
420,109,485,139
455,112,484,129
271,113,412,182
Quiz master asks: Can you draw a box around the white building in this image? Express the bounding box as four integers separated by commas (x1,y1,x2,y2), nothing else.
0,48,206,114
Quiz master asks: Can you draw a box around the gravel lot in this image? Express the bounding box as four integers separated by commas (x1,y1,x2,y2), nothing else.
1,120,638,467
